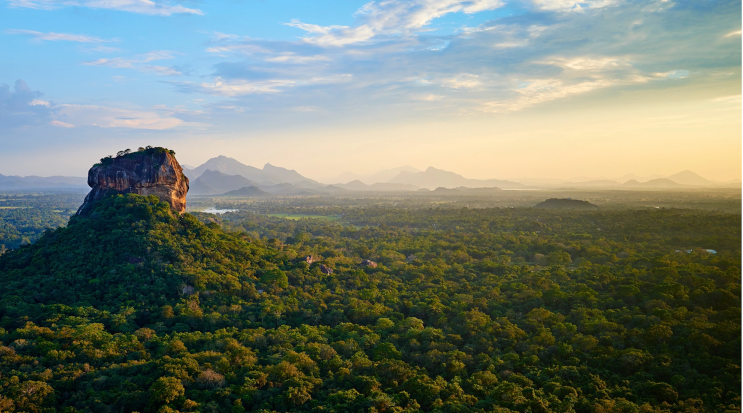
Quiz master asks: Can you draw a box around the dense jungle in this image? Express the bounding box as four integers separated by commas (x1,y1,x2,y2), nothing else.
0,190,739,413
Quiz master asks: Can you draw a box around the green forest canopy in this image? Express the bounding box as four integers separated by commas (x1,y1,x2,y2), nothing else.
0,193,739,412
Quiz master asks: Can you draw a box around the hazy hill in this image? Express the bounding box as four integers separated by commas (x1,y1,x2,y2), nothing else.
219,186,268,197
260,182,324,195
194,170,259,193
188,178,221,195
389,166,526,189
535,198,598,209
623,178,685,188
334,180,420,192
667,170,712,186
263,163,320,186
433,186,504,194
0,173,87,190
331,165,421,185
564,180,621,187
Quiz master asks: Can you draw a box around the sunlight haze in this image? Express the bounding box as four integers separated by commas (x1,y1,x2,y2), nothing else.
0,0,740,181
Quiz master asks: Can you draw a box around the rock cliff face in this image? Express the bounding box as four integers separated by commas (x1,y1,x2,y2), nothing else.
76,148,189,216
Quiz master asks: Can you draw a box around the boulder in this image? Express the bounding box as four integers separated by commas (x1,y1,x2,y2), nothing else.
360,259,378,268
76,147,189,217
320,264,333,275
303,255,315,264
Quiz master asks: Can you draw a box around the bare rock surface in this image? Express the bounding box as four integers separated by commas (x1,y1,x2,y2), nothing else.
76,147,189,216
360,259,378,268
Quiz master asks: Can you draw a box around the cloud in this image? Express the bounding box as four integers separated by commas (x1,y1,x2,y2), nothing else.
7,0,203,15
656,69,689,79
724,29,741,37
542,56,626,71
151,104,207,116
175,74,353,97
211,32,240,40
0,79,201,131
83,50,182,75
711,95,740,103
5,29,115,43
415,93,444,101
285,0,505,47
265,53,331,64
86,45,121,53
142,65,183,76
485,78,617,112
84,57,137,68
205,44,272,55
56,104,184,129
151,0,739,120
480,56,657,112
50,120,74,128
0,79,56,128
204,38,332,65
531,0,622,12
441,73,481,89
185,78,297,97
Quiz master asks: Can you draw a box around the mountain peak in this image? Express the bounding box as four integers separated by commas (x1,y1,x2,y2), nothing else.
667,170,711,186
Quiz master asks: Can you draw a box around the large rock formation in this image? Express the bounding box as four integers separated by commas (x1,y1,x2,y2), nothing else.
76,147,189,216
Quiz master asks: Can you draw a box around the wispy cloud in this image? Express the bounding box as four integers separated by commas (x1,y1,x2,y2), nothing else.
85,45,121,53
7,0,203,15
83,50,182,75
188,78,296,96
50,120,75,128
285,0,505,47
484,78,618,112
415,93,444,101
531,0,623,12
441,73,482,89
480,56,661,112
724,29,741,37
5,29,116,43
175,74,353,97
56,104,184,129
711,95,741,104
142,65,182,76
265,53,331,64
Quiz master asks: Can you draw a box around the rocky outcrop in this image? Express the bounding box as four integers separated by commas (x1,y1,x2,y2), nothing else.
360,259,378,268
76,148,189,217
319,264,333,275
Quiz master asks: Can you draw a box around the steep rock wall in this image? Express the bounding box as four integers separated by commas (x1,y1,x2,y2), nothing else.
76,149,189,216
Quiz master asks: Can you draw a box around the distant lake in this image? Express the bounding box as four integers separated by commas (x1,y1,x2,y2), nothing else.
202,208,239,214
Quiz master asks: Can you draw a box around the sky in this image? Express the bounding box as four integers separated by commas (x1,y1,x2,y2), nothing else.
0,0,740,182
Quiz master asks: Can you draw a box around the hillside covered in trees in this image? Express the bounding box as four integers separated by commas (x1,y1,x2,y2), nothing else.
0,193,739,412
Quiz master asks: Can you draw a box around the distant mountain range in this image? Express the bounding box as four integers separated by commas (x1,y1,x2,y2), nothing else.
185,162,738,194
327,166,421,185
332,180,419,192
554,170,721,189
388,167,527,189
183,156,319,187
1,155,737,193
0,174,87,190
